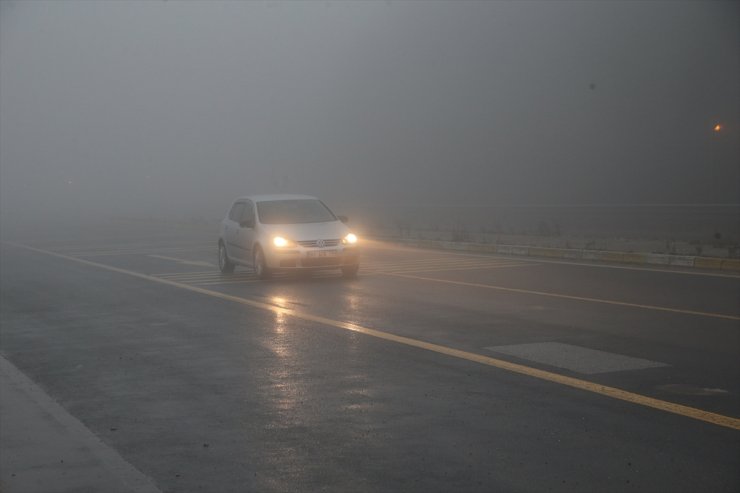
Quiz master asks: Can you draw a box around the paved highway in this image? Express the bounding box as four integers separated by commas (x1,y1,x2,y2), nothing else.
1,222,738,492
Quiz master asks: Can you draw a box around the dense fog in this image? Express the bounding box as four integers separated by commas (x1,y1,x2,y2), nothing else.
1,0,738,231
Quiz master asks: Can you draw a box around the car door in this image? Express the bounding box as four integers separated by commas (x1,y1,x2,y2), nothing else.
236,200,256,264
224,201,245,261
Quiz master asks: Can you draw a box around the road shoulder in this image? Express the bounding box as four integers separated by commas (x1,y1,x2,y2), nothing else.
0,355,160,493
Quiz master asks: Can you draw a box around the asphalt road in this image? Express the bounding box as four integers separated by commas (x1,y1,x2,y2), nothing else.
1,222,739,492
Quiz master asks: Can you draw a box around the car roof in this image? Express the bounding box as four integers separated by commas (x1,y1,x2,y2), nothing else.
234,194,318,203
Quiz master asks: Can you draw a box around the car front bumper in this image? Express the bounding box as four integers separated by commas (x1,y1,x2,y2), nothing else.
265,245,360,270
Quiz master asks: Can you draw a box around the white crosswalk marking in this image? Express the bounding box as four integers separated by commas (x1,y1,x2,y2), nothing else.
155,272,258,284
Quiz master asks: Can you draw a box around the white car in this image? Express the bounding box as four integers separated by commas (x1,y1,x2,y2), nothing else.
218,194,360,279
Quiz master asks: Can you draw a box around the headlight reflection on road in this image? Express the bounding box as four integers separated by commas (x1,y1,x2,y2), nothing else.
266,296,302,417
345,292,361,312
270,297,289,336
341,292,363,352
271,296,288,309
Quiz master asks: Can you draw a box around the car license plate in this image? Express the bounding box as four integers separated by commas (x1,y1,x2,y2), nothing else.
307,250,338,258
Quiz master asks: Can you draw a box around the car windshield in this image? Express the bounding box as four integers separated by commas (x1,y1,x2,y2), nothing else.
256,199,336,224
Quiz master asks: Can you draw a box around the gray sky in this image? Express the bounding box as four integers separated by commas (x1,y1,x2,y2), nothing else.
1,0,738,222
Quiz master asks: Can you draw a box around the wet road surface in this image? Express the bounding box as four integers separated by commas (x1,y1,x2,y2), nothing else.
1,222,739,492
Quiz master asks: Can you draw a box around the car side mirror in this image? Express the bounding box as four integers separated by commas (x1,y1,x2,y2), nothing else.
239,219,254,228
337,215,349,223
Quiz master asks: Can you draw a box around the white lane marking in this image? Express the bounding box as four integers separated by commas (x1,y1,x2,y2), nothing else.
382,247,740,279
147,255,215,268
359,257,534,274
657,384,730,396
0,355,161,493
368,257,488,265
380,262,534,274
485,342,669,375
365,257,530,268
384,271,740,321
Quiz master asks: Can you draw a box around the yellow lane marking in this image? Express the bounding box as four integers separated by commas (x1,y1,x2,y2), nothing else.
6,241,740,431
383,272,740,321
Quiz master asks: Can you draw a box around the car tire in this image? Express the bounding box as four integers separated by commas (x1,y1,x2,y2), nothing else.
341,264,359,278
254,246,271,280
218,241,235,274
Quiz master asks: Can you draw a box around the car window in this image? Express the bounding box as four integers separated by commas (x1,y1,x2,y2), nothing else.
256,199,337,224
240,201,254,224
228,202,245,222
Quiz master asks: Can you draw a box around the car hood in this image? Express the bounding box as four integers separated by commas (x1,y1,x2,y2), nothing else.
259,221,350,241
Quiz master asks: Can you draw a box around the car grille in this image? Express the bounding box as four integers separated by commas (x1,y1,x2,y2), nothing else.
296,239,340,248
301,257,343,267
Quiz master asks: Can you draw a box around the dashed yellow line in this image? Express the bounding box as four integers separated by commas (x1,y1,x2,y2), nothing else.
382,272,740,321
5,241,740,431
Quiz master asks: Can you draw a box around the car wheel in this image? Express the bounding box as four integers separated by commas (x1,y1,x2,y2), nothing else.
254,247,271,280
218,241,235,274
341,264,359,278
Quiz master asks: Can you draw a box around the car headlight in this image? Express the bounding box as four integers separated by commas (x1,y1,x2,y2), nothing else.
272,236,294,248
342,233,358,245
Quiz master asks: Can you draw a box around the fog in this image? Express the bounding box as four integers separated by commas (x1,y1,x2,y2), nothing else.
1,0,738,233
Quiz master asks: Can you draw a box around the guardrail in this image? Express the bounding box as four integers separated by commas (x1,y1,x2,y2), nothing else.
394,239,740,272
